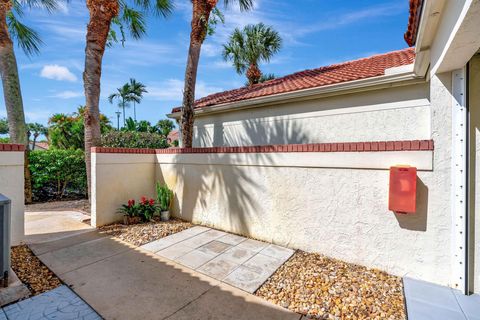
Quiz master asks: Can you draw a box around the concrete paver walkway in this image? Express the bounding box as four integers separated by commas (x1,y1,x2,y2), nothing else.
0,285,100,320
31,228,301,320
140,226,295,293
25,211,93,244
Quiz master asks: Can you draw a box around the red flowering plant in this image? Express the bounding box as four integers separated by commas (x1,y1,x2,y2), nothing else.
138,196,156,221
118,199,139,218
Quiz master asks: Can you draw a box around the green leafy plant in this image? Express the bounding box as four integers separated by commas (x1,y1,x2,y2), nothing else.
101,131,169,149
118,199,140,217
139,196,156,221
156,183,173,212
28,149,87,201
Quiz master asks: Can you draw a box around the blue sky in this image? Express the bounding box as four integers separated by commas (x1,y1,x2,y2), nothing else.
0,0,410,128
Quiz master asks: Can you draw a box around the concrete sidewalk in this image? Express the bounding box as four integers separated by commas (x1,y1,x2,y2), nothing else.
30,230,301,320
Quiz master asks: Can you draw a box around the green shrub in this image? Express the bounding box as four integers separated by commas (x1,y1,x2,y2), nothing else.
156,182,173,211
101,131,169,149
29,149,87,201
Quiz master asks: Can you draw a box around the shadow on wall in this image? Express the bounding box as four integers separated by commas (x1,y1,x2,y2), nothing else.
394,177,429,231
161,118,309,238
196,115,311,147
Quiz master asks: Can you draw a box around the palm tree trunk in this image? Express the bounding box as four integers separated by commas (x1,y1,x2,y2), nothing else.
122,102,126,125
0,1,32,203
83,0,119,200
247,63,262,86
133,101,136,121
181,0,217,148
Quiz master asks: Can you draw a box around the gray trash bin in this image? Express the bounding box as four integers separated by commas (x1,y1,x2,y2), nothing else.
0,193,11,288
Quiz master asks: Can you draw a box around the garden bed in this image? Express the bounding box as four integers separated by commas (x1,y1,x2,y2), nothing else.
25,199,90,213
98,218,193,246
11,245,62,296
255,251,406,320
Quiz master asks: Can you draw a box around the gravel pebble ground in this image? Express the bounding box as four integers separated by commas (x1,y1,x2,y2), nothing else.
10,245,62,296
98,218,194,246
255,251,406,320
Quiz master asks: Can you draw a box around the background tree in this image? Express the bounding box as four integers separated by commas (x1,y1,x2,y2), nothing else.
0,0,63,203
156,119,174,139
108,83,132,126
49,106,111,150
181,0,253,148
223,23,281,86
27,122,47,150
83,0,173,200
128,78,147,121
0,117,8,134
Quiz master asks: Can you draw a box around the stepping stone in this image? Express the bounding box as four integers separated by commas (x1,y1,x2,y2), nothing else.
223,265,270,293
220,247,257,265
181,230,227,249
238,239,269,252
3,286,101,320
156,244,194,261
244,253,284,275
260,244,295,260
198,241,232,255
197,256,239,279
217,233,246,245
175,250,216,269
0,309,6,320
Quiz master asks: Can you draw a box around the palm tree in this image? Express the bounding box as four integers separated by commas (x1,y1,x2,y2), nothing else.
108,83,132,126
223,23,281,86
0,0,62,203
180,0,254,148
128,78,147,121
83,0,172,200
27,122,47,150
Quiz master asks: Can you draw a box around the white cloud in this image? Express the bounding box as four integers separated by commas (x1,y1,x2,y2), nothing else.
50,90,83,99
40,65,77,82
146,79,223,102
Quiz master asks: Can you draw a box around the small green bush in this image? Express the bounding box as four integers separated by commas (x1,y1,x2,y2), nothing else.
156,182,173,211
29,149,87,201
101,131,169,149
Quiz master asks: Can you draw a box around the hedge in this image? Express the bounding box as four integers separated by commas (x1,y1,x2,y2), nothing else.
101,131,169,149
29,149,87,201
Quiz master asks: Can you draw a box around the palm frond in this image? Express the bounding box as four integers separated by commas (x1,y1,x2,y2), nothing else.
223,0,253,11
121,5,146,40
21,0,62,13
7,12,43,56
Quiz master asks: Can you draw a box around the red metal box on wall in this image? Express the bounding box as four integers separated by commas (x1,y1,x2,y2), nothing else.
388,166,417,213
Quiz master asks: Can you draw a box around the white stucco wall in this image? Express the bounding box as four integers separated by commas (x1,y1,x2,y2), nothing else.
0,150,25,245
91,152,156,227
193,83,430,147
155,144,451,286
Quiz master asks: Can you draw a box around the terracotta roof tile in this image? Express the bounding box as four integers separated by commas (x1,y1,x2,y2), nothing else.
171,48,415,113
404,0,424,47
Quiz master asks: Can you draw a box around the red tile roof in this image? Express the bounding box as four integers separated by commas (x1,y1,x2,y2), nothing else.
167,130,179,143
404,0,424,47
171,48,416,113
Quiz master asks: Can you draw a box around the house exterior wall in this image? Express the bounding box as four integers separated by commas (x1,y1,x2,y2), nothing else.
469,54,480,293
91,152,156,227
91,75,456,288
0,146,25,245
192,83,430,147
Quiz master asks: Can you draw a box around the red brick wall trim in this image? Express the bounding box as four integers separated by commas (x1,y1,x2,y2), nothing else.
91,140,434,154
91,147,156,154
0,143,26,152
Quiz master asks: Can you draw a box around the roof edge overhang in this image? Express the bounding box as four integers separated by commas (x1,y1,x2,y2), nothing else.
413,0,447,77
168,68,425,119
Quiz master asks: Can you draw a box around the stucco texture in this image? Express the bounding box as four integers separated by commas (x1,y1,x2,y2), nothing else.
0,151,25,245
193,83,430,147
91,153,156,227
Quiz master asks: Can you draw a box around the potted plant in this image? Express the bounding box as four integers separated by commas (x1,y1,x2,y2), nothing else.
139,196,156,221
118,199,141,225
156,182,173,221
